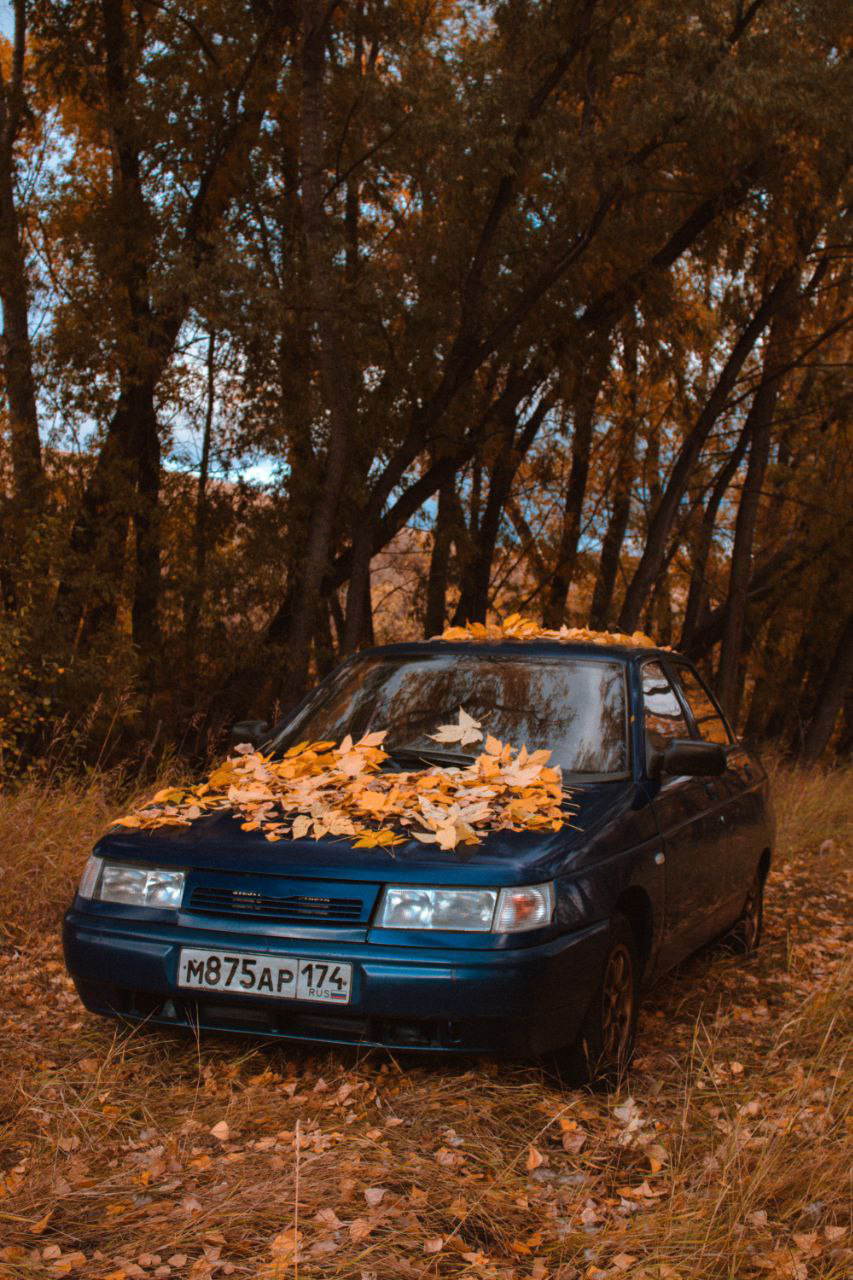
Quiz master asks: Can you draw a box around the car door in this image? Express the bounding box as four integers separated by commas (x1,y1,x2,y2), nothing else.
641,660,729,969
667,660,761,925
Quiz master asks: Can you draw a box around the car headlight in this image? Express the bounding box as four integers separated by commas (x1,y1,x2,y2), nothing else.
77,854,102,900
78,856,185,910
377,883,554,933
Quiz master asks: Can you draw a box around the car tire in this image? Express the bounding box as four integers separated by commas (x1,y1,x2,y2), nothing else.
726,866,764,956
552,912,639,1088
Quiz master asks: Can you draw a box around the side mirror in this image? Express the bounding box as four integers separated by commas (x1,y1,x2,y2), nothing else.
648,738,726,779
229,719,270,750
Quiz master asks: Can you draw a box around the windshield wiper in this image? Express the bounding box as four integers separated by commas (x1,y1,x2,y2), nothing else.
385,746,475,768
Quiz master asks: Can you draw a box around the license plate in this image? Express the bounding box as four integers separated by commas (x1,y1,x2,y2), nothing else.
177,948,352,1004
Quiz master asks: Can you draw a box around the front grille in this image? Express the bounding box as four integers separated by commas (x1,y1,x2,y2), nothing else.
188,885,364,924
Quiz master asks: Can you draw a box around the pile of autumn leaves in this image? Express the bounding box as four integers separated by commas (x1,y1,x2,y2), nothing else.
115,714,567,852
114,619,656,851
434,611,659,648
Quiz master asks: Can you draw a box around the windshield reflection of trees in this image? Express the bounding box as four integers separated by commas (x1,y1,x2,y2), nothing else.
280,657,627,775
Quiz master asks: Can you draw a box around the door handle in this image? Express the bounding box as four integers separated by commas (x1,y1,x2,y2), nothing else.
654,851,665,865
702,780,718,800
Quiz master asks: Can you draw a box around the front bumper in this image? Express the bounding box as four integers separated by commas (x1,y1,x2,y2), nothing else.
62,906,608,1057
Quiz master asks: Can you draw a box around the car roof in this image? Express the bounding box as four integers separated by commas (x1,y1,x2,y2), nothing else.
351,640,680,663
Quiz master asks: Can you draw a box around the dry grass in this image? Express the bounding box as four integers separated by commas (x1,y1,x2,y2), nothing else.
0,769,170,943
0,763,850,1279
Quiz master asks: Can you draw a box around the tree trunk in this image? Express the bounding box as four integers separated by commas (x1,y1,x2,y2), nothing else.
834,686,853,759
717,294,799,714
55,0,291,654
648,567,673,645
542,337,610,627
506,494,550,598
618,273,795,633
680,423,752,652
58,0,164,660
55,384,151,646
455,399,546,625
799,613,853,763
184,332,215,652
313,590,338,677
424,477,455,637
589,422,635,629
0,0,42,514
742,610,787,742
689,533,808,662
0,0,44,614
131,388,162,671
358,563,374,647
0,140,42,511
292,0,355,675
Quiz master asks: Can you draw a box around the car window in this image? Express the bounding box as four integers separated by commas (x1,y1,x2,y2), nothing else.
273,654,629,776
642,662,689,751
672,666,732,745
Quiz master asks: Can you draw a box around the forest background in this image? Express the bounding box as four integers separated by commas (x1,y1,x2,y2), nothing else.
1,0,851,771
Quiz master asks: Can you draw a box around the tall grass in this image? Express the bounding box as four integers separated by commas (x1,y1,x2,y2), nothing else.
0,765,184,941
765,756,853,856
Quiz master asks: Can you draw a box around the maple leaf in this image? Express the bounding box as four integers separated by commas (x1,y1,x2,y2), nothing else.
337,750,369,777
291,814,312,839
270,1228,301,1258
429,706,483,746
357,790,390,814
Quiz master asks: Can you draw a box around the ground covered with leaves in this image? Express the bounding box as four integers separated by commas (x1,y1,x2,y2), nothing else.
1,764,850,1280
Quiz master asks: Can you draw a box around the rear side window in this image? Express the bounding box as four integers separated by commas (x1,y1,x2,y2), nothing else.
672,666,732,745
642,662,689,750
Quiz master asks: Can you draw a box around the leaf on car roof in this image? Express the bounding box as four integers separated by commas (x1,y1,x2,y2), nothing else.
431,611,665,649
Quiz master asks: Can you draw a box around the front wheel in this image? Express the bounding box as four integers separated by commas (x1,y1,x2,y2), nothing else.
553,913,639,1087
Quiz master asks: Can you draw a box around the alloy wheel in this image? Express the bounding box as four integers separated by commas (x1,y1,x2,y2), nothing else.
601,942,634,1062
741,873,762,952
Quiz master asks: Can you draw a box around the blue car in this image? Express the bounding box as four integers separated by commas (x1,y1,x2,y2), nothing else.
63,640,774,1081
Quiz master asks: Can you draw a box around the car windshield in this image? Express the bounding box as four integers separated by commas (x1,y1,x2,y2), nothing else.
273,653,628,778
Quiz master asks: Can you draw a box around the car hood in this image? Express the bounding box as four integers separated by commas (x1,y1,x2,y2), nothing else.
93,777,646,887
